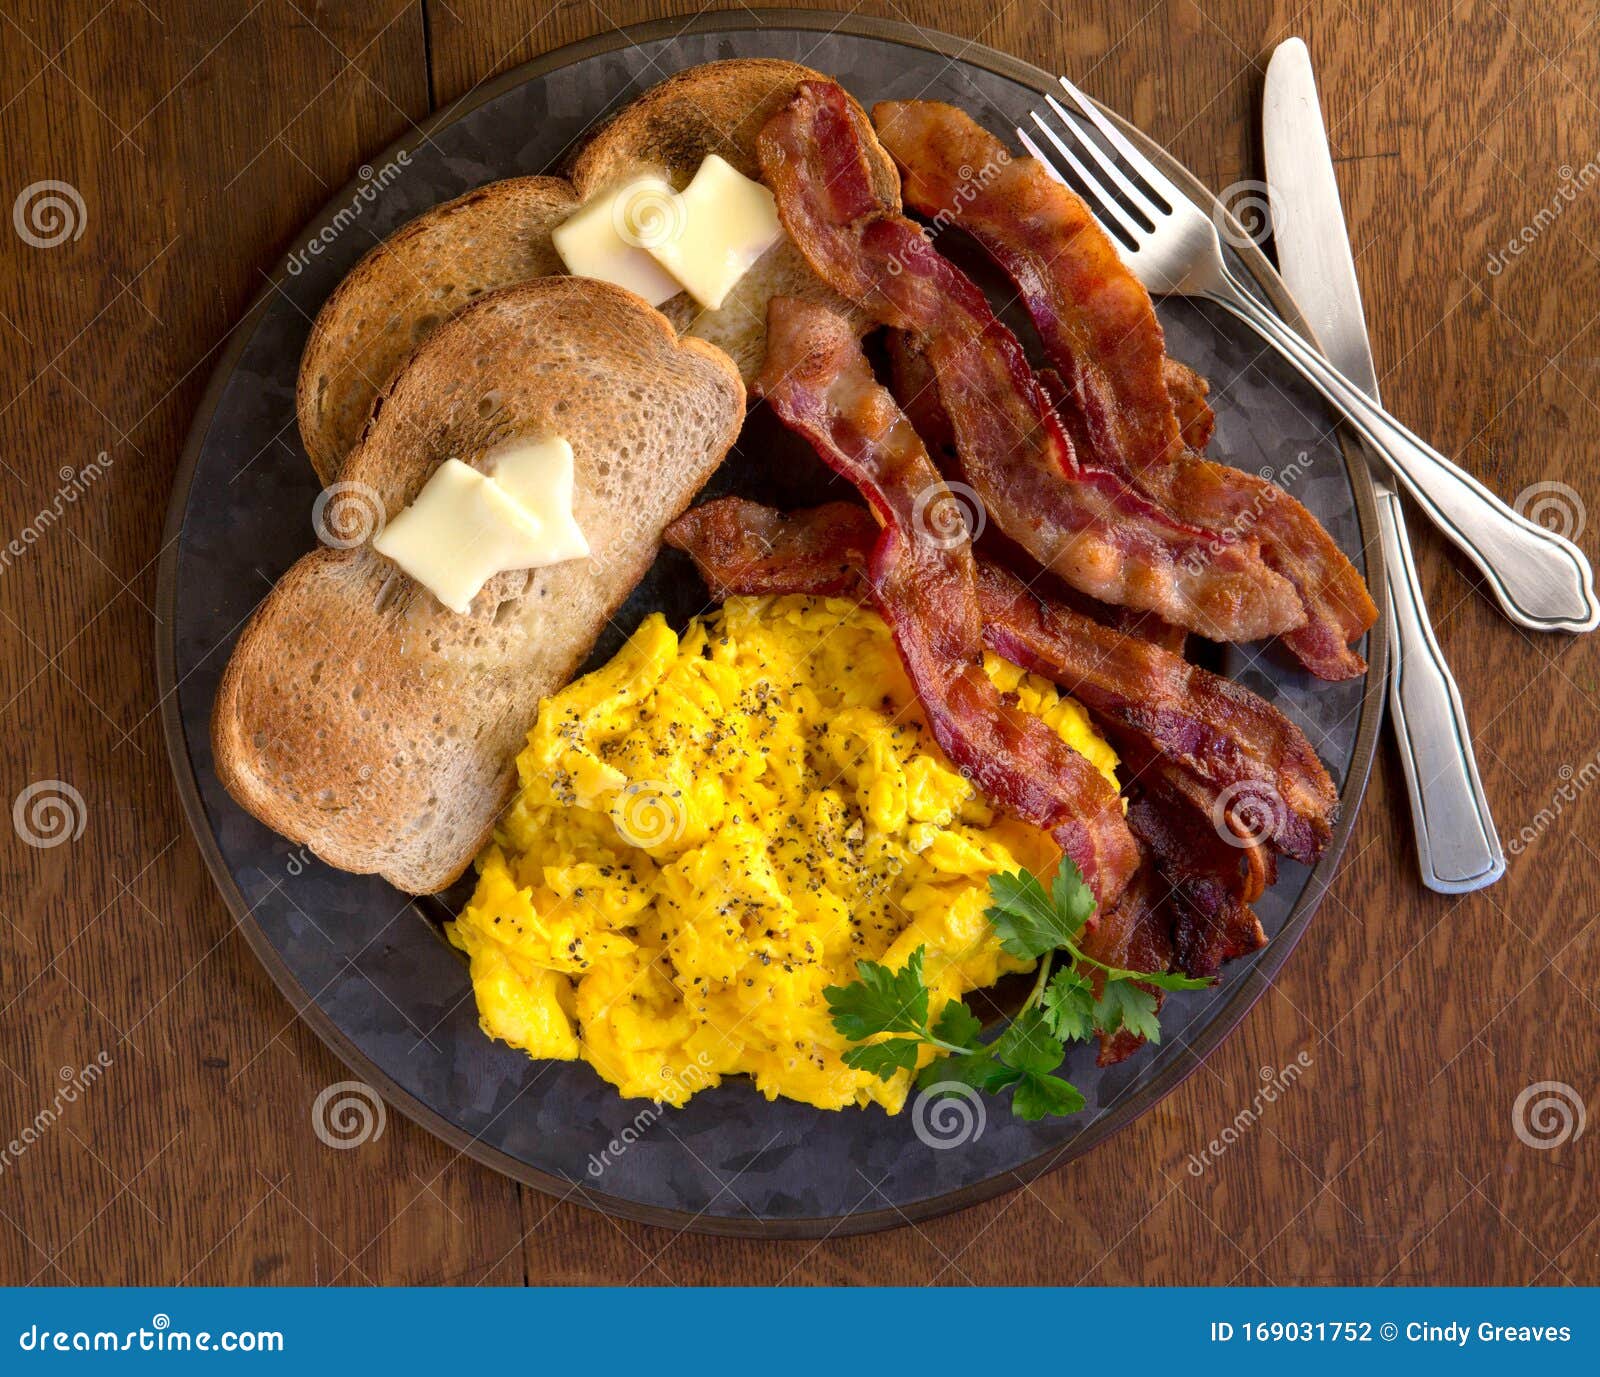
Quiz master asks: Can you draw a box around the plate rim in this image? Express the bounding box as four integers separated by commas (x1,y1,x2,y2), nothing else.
157,7,1388,1240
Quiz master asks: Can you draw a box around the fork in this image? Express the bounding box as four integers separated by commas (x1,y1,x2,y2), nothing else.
1018,78,1600,636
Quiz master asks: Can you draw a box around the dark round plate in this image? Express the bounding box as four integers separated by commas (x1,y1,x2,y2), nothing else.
158,11,1386,1237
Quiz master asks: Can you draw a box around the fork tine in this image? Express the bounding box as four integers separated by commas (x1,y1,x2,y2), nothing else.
1055,75,1182,213
1019,116,1143,248
1041,94,1156,230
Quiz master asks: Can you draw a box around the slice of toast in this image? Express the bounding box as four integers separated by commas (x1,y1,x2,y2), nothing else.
571,58,901,385
296,176,579,485
216,277,744,894
294,63,900,487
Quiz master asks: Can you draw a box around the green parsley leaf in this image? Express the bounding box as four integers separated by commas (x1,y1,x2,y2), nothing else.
1040,967,1097,1042
918,1049,1021,1095
930,999,984,1049
1049,859,1097,939
986,859,1095,958
824,946,929,1041
1012,1071,1087,1121
842,1038,922,1081
1094,980,1162,1044
996,1006,1065,1076
1136,968,1216,993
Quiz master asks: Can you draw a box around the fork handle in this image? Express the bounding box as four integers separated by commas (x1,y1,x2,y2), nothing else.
1376,485,1505,892
1206,269,1600,634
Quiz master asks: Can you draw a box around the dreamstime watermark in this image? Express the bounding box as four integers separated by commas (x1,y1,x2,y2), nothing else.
884,150,1011,275
12,780,87,849
12,180,86,248
311,1080,386,1149
17,1316,283,1354
1513,480,1585,542
285,151,413,277
1213,179,1274,250
1209,779,1289,851
911,480,985,550
1507,745,1600,855
0,453,115,577
1185,1053,1313,1175
611,780,687,849
610,177,687,250
311,479,386,549
284,755,405,879
1180,453,1313,575
0,1054,112,1176
1487,157,1599,276
1512,1081,1586,1150
910,1080,985,1149
586,1053,716,1178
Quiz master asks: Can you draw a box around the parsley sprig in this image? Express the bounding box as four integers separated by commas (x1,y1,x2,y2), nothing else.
823,859,1213,1121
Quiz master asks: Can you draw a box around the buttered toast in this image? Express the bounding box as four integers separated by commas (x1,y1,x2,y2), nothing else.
215,277,744,893
296,176,579,486
570,58,899,384
293,60,899,483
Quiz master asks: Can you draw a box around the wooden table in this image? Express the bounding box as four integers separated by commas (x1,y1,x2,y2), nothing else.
3,0,1596,1287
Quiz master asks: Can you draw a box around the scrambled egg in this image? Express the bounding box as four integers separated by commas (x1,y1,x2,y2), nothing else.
447,595,1119,1114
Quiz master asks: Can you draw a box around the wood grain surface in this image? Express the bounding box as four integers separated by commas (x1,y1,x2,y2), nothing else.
2,0,1597,1286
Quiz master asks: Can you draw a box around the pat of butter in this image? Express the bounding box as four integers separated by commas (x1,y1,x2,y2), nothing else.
373,459,547,615
488,435,590,565
552,174,685,308
644,155,784,310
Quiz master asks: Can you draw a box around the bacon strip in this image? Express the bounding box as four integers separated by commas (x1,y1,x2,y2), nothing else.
757,81,1304,645
872,99,1377,680
1164,359,1215,453
666,498,1338,866
752,297,1137,904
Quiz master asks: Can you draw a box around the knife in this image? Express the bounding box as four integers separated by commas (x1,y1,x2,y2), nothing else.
1264,38,1505,893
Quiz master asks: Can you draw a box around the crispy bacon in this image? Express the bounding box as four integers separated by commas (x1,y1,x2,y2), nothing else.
873,99,1377,680
752,297,1137,903
1128,785,1267,980
757,81,1305,645
1077,866,1177,1066
666,498,1338,866
1164,359,1216,453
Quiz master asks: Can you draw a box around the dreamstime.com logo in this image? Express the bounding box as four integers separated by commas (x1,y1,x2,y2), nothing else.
611,177,687,250
1513,480,1586,542
17,1315,284,1355
1507,746,1600,856
1212,180,1274,250
1187,1053,1314,1175
285,153,412,277
12,780,87,850
1512,1081,1586,1151
911,481,985,550
312,481,386,549
311,1081,386,1150
1487,156,1599,276
611,780,687,849
884,151,1011,276
911,1081,985,1149
12,180,86,248
0,453,115,578
1179,453,1313,576
1,1054,112,1177
1209,780,1288,851
586,1054,716,1178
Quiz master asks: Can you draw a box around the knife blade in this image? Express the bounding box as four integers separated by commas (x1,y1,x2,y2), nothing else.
1263,37,1505,893
1263,39,1380,401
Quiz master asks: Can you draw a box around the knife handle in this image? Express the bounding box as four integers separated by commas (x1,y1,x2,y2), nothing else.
1376,486,1506,892
1208,267,1600,634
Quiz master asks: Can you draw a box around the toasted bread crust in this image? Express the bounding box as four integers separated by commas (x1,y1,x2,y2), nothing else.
218,277,743,893
295,176,579,485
